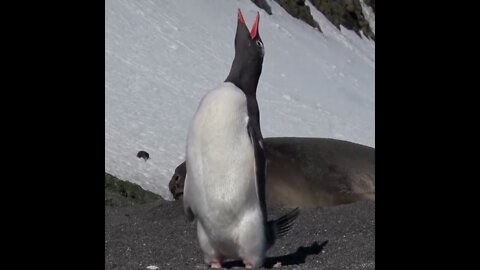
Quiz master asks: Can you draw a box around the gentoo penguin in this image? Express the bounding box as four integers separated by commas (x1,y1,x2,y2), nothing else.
183,10,299,269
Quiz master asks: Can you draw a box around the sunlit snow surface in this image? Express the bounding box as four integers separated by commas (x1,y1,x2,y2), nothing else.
105,0,375,199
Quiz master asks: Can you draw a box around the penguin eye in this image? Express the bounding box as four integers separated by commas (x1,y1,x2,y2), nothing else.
256,40,264,56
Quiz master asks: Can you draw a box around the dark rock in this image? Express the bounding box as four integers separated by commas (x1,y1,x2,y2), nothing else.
275,0,322,31
309,0,375,39
251,0,273,15
105,172,162,206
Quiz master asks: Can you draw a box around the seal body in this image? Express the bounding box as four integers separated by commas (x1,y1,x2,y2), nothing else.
171,137,375,207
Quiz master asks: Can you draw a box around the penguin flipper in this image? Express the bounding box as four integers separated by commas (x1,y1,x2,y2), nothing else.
266,208,300,247
247,119,268,221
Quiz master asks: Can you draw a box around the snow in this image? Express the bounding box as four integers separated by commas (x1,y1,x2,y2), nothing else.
105,0,375,199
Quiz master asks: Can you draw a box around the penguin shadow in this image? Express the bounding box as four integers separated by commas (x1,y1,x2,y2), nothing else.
222,240,328,269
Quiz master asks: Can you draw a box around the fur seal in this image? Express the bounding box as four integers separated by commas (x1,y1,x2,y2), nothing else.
171,137,374,208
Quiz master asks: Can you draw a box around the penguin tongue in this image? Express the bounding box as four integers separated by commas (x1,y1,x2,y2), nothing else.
250,12,259,39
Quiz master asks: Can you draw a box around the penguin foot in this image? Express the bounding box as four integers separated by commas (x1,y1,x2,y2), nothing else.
210,260,222,269
243,260,254,269
273,261,283,268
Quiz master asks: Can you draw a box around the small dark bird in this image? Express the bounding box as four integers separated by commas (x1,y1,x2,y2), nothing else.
136,150,150,161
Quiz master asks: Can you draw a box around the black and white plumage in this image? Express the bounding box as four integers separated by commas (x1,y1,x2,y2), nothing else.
183,9,299,269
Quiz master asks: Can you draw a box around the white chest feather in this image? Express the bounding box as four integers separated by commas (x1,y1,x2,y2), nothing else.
186,82,258,214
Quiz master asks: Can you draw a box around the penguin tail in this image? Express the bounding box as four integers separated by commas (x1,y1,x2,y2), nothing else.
266,208,300,247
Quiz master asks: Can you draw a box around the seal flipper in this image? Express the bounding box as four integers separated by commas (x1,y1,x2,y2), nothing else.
184,204,195,222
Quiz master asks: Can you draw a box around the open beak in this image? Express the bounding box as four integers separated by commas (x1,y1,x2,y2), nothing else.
237,9,260,39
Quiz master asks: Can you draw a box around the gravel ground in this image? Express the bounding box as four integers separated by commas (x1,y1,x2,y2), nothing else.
105,198,374,270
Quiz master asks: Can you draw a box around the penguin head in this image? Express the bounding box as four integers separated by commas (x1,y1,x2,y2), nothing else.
225,9,264,96
235,9,264,61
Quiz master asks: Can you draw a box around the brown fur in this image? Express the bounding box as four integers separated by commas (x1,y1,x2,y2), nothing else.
169,137,374,208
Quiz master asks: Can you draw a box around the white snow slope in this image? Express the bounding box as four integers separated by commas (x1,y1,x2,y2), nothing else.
105,0,375,199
